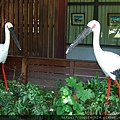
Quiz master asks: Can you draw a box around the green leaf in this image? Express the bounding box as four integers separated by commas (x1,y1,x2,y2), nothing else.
77,89,94,101
64,105,72,113
62,98,68,104
66,76,77,87
57,107,63,115
8,112,16,115
60,86,71,96
67,96,76,105
76,82,84,91
23,96,27,103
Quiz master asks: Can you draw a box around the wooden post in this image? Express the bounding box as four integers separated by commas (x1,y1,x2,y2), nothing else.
21,57,27,84
70,61,74,76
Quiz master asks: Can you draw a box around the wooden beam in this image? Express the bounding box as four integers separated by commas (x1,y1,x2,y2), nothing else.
57,0,67,58
21,58,27,84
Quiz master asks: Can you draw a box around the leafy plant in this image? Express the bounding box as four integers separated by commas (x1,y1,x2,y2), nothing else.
86,74,119,115
0,73,119,117
0,80,54,116
52,76,95,115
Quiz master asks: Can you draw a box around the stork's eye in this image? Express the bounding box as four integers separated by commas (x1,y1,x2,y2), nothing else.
92,24,96,29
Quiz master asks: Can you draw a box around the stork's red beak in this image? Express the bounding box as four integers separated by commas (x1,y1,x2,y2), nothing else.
66,26,92,54
8,27,21,50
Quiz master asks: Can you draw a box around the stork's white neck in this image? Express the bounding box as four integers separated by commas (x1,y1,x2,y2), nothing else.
93,28,103,58
4,28,10,50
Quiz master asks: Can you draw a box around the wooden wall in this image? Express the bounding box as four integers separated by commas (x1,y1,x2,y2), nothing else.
0,0,67,58
0,56,105,90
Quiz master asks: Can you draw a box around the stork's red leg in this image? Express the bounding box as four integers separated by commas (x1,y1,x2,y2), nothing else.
104,76,111,116
106,76,111,106
114,80,120,97
2,64,8,91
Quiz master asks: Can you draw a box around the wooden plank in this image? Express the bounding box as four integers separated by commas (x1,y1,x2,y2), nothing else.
5,67,21,73
21,58,27,84
32,0,35,56
28,65,69,74
54,0,58,58
23,0,28,55
6,56,22,62
3,71,21,81
38,0,44,57
34,0,38,56
19,0,23,56
5,0,9,22
28,0,33,56
43,0,48,57
27,72,70,81
9,0,14,55
5,57,22,70
0,0,5,43
57,0,67,58
14,0,19,55
74,68,105,77
74,60,101,69
70,61,74,75
49,0,54,58
5,64,21,71
28,58,70,67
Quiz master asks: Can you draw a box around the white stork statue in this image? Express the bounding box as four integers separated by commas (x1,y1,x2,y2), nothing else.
0,22,21,91
66,20,120,115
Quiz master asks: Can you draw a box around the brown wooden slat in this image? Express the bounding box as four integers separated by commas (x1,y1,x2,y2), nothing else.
3,71,21,80
5,0,9,23
70,61,74,75
75,76,105,83
14,0,19,55
54,0,58,58
28,65,69,74
23,0,28,55
49,0,54,58
0,0,5,43
28,0,33,56
19,0,23,56
6,56,22,62
5,63,21,69
28,72,69,81
34,0,38,56
28,58,70,67
74,68,105,77
57,0,67,58
38,0,44,57
74,60,101,69
43,0,48,57
9,0,14,55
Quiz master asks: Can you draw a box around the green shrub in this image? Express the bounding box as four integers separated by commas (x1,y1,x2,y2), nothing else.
0,73,119,116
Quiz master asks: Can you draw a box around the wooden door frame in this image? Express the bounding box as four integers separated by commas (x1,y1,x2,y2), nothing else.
57,0,67,58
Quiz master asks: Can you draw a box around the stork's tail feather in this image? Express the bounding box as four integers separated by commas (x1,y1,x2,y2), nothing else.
111,68,120,77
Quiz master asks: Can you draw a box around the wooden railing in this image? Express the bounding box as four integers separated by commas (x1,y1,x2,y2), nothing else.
0,56,105,90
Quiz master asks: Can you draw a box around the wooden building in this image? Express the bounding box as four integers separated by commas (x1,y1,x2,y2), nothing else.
0,0,120,89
